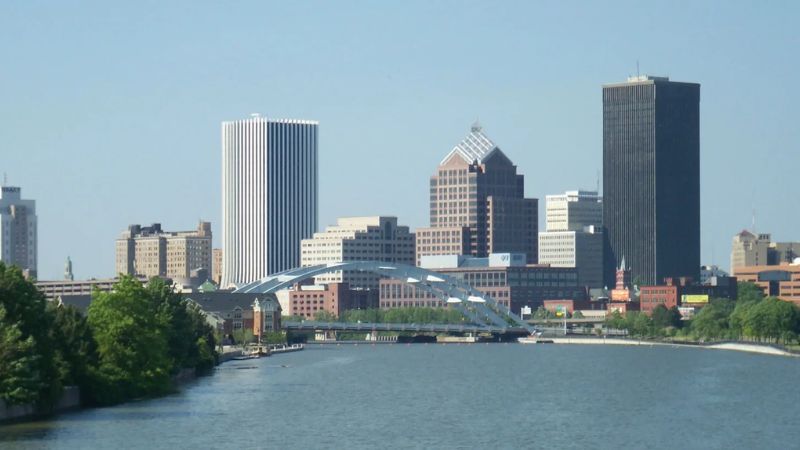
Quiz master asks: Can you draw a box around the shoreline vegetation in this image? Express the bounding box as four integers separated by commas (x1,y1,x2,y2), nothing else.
0,263,218,423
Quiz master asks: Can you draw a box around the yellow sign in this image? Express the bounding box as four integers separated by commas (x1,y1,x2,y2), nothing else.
681,294,709,304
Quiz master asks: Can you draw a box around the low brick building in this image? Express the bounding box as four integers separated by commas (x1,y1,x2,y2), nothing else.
276,283,379,320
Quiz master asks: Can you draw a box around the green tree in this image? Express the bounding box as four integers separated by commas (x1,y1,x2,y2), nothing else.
0,263,61,407
0,304,43,405
737,281,765,303
690,299,734,339
87,276,172,405
313,310,337,322
48,303,98,396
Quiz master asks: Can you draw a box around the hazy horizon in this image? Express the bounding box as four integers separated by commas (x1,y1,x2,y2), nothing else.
2,1,798,279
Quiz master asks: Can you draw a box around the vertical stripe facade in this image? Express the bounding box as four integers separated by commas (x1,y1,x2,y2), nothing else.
222,117,318,287
602,78,700,286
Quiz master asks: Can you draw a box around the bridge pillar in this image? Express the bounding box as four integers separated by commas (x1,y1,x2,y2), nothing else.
365,330,378,341
314,330,337,341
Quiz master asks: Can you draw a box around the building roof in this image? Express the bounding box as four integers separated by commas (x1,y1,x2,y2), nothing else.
440,123,501,165
185,291,279,313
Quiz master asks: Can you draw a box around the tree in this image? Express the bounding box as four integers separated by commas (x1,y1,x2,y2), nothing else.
0,304,43,405
690,299,734,339
87,276,172,405
48,303,97,397
737,281,765,304
313,310,337,322
0,263,61,407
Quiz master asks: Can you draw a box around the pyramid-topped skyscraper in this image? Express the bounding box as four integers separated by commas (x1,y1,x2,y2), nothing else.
415,124,538,265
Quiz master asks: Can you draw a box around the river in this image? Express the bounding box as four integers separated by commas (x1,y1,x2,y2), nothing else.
1,343,798,449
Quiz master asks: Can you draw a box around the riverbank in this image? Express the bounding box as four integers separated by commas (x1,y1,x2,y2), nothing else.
534,337,798,357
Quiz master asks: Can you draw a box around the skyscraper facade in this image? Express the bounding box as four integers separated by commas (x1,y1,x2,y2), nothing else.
538,190,604,288
300,216,416,289
415,124,538,265
221,116,318,288
115,221,212,280
0,186,37,277
603,75,700,286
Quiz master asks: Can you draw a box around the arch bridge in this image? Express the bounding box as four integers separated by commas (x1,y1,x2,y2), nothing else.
235,261,534,334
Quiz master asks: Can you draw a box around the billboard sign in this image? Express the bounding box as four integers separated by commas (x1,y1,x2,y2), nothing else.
681,294,709,304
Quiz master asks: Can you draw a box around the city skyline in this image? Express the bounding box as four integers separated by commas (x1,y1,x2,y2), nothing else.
2,2,799,279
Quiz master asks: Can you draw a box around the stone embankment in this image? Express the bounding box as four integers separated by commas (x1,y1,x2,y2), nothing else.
542,337,797,357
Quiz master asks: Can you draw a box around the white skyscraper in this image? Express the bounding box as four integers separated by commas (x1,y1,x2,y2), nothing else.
0,186,37,277
221,115,318,288
538,190,603,288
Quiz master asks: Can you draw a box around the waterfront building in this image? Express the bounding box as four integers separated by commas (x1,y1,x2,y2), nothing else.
276,282,379,320
115,222,212,280
300,216,415,289
379,253,584,314
733,264,800,305
0,185,37,277
603,75,700,286
184,291,281,338
221,115,318,288
212,248,223,285
538,190,603,288
639,276,738,314
415,124,538,265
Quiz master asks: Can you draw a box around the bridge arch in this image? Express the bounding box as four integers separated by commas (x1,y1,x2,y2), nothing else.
234,261,531,331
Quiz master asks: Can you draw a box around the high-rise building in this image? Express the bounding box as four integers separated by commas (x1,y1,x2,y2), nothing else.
415,124,538,265
0,186,37,277
730,230,770,271
603,75,700,286
212,248,223,285
300,216,415,289
538,190,603,288
221,116,318,288
730,230,800,273
115,221,212,280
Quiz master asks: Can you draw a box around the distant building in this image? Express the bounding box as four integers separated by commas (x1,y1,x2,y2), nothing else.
538,190,603,288
300,217,415,289
415,124,538,265
221,116,318,288
185,291,281,337
731,230,771,271
700,265,729,285
212,248,223,285
603,75,700,286
115,222,212,281
731,231,800,273
64,256,74,281
276,282,379,320
733,264,800,305
0,185,37,277
379,253,585,314
640,276,738,315
37,276,148,300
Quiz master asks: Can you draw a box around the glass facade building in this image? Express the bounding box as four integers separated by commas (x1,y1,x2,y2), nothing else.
602,76,700,286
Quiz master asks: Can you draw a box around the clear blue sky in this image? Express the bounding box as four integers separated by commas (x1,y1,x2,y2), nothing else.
2,1,798,279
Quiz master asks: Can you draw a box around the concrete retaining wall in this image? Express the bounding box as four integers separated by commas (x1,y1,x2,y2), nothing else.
0,386,81,423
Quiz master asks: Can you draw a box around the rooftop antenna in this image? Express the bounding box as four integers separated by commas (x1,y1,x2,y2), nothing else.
595,169,600,195
2,173,6,187
636,59,640,78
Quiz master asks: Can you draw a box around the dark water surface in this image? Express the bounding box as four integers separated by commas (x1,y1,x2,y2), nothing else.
1,344,798,449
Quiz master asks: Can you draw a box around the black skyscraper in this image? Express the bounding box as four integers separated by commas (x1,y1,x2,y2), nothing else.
602,76,700,286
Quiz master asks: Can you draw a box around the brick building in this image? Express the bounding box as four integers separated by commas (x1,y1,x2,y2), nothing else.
276,282,379,320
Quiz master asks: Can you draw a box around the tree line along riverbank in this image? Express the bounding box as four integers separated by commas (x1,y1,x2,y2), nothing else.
0,263,218,420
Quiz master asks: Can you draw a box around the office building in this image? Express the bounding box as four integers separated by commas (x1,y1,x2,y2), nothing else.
603,75,700,286
276,282,379,320
379,253,585,314
115,221,212,280
733,264,800,305
212,248,223,285
538,190,603,288
300,216,415,289
415,124,538,265
731,231,800,273
221,116,318,287
0,186,37,277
